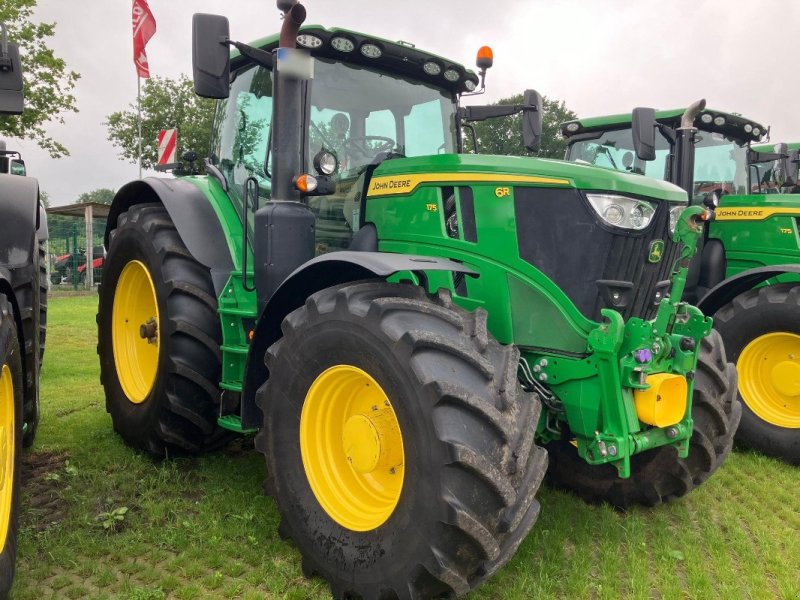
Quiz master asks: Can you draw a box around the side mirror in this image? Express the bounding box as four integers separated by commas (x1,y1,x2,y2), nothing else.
0,41,24,115
788,149,800,187
522,89,542,153
773,142,789,186
10,159,25,176
632,107,657,161
192,14,231,99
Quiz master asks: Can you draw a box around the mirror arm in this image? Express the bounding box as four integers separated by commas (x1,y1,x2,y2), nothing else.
747,148,786,165
461,104,534,123
656,123,676,145
228,40,274,69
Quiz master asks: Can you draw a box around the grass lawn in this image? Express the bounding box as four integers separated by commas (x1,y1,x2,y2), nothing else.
13,295,800,599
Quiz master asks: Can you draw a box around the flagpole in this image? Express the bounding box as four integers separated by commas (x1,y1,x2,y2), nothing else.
137,75,142,179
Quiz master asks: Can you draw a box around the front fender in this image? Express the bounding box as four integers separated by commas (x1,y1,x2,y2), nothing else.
105,178,235,295
240,251,478,428
697,264,800,315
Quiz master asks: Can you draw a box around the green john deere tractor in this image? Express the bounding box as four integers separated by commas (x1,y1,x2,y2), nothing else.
97,2,738,597
563,103,800,464
0,25,49,599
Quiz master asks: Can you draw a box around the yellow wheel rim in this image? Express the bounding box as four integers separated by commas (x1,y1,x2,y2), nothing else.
738,332,800,429
300,365,405,532
112,260,160,404
0,364,15,551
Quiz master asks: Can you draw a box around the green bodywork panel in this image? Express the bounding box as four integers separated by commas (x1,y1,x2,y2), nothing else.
753,142,800,153
711,194,800,283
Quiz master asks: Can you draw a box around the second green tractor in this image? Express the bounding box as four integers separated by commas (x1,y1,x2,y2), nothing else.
563,103,800,464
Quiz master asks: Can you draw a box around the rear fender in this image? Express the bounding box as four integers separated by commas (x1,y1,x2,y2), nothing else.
105,178,235,295
0,174,40,393
697,264,800,315
240,251,478,428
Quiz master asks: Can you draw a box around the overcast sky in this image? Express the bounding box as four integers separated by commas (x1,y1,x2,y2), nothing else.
10,0,800,205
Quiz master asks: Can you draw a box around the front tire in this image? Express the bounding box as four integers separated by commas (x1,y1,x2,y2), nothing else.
256,282,547,599
546,330,741,508
97,203,233,456
0,296,23,599
714,284,800,464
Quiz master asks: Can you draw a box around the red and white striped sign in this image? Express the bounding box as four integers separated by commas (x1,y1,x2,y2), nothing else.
157,128,177,165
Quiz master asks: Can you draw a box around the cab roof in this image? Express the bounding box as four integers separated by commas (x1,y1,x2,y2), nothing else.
561,107,768,145
232,25,480,95
753,142,800,152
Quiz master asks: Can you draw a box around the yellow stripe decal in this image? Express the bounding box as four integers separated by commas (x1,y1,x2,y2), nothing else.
367,173,571,197
715,207,800,221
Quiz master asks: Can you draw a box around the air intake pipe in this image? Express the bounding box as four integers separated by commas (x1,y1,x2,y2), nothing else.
253,1,316,311
675,98,707,198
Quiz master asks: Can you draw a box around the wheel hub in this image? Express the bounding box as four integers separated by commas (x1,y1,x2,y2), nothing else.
300,365,405,532
738,332,800,428
139,318,158,345
771,361,800,397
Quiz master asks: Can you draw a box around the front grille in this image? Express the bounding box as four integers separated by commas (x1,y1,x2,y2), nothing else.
515,187,679,321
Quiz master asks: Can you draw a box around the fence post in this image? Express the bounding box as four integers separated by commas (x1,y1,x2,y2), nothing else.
85,203,94,289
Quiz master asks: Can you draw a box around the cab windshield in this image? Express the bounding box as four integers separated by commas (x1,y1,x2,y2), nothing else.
566,126,750,201
209,57,458,252
307,58,458,252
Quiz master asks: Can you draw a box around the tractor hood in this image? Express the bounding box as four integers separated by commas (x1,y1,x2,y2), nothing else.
370,154,688,203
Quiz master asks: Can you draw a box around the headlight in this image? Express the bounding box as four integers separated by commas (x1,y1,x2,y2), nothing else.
296,34,323,49
313,150,338,176
586,193,656,231
669,204,687,234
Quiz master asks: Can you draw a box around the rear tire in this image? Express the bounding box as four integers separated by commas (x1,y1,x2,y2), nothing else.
714,284,800,464
256,282,547,599
545,330,741,508
0,296,23,599
97,203,234,457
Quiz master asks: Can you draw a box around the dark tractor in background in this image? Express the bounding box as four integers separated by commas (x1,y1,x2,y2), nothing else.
0,24,49,600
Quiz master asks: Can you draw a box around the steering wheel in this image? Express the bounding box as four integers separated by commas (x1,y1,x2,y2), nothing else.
343,136,396,158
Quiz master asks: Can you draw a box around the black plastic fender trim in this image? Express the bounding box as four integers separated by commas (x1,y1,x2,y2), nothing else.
697,264,800,316
240,251,478,429
105,178,235,296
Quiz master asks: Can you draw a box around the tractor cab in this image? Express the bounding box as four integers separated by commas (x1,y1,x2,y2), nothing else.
207,26,480,253
562,107,764,204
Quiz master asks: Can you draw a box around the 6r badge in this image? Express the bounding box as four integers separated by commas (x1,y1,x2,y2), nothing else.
648,240,665,263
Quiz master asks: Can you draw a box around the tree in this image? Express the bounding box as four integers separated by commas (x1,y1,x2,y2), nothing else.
77,188,115,205
466,94,578,159
0,1,80,157
105,75,215,170
39,190,49,208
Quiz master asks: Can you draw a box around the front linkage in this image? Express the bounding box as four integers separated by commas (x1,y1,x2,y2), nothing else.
525,206,711,478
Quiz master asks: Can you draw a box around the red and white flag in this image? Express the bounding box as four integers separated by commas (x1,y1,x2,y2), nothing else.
132,0,157,78
157,129,178,165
